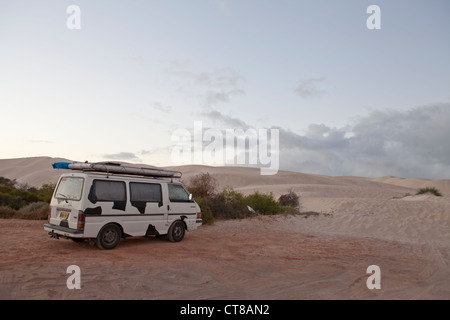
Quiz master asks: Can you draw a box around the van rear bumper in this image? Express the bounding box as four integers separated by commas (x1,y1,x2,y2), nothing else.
44,223,84,238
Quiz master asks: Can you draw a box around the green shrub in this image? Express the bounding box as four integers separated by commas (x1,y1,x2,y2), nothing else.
0,185,40,210
0,206,17,219
0,202,49,220
0,177,55,216
0,177,17,188
416,187,442,197
186,172,217,198
195,197,214,225
37,184,56,203
16,202,49,220
0,192,14,209
246,191,285,215
278,189,300,208
187,172,301,223
211,187,252,220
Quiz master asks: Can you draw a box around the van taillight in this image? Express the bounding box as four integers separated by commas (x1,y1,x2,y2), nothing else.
48,208,51,222
77,212,85,230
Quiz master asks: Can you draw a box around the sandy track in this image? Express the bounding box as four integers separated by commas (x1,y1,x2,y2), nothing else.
1,217,448,300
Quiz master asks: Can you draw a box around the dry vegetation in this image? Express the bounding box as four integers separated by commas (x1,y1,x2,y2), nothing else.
0,176,53,220
186,172,303,224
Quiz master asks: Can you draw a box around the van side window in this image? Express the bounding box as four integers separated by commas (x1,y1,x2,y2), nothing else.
88,180,127,211
168,184,190,202
130,182,162,214
130,182,162,202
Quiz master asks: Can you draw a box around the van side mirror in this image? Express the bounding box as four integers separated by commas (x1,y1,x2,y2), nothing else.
189,193,193,201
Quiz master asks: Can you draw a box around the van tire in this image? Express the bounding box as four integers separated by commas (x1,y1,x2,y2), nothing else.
168,220,185,242
96,224,122,250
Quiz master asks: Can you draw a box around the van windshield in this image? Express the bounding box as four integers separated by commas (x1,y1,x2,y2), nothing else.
168,184,190,202
55,177,84,201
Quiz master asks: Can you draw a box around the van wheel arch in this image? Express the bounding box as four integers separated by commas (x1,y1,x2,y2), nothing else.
96,223,123,250
167,220,186,242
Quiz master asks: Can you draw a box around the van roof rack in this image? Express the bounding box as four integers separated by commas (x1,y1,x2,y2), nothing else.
52,162,182,179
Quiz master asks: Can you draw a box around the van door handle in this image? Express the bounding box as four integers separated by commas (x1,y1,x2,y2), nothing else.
167,205,170,211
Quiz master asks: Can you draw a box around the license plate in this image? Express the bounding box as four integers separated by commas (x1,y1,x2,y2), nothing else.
59,211,69,219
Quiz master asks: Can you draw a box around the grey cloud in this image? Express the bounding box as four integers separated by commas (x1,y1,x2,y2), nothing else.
103,152,141,162
196,68,244,88
295,77,326,98
163,62,245,108
203,109,249,128
198,104,450,178
204,89,245,107
164,64,244,88
138,147,172,156
151,101,173,113
278,103,450,179
304,123,330,138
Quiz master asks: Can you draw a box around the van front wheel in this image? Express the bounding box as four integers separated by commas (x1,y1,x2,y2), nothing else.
168,220,185,242
96,224,122,250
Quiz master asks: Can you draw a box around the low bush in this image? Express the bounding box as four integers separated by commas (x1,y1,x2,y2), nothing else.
194,197,214,225
0,177,55,217
211,187,253,220
246,191,285,215
278,189,300,209
0,202,49,220
186,172,217,198
16,202,49,220
37,184,56,203
0,177,17,188
0,206,17,219
0,186,41,210
187,173,300,223
416,187,442,197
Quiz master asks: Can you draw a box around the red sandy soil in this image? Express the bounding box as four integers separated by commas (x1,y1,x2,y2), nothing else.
1,217,448,300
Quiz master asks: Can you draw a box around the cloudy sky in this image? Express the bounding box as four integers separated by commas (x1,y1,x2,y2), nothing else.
1,0,449,179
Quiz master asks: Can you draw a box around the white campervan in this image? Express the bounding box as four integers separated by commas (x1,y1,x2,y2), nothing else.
44,162,202,249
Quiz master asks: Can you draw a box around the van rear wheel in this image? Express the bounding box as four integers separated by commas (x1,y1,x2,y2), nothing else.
96,224,121,250
168,220,185,242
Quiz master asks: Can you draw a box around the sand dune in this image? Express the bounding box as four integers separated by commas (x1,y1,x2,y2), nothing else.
370,176,450,193
0,156,70,188
0,157,449,299
1,156,449,194
2,156,447,197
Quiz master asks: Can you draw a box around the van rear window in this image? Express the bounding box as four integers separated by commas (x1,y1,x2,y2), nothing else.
55,177,84,201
